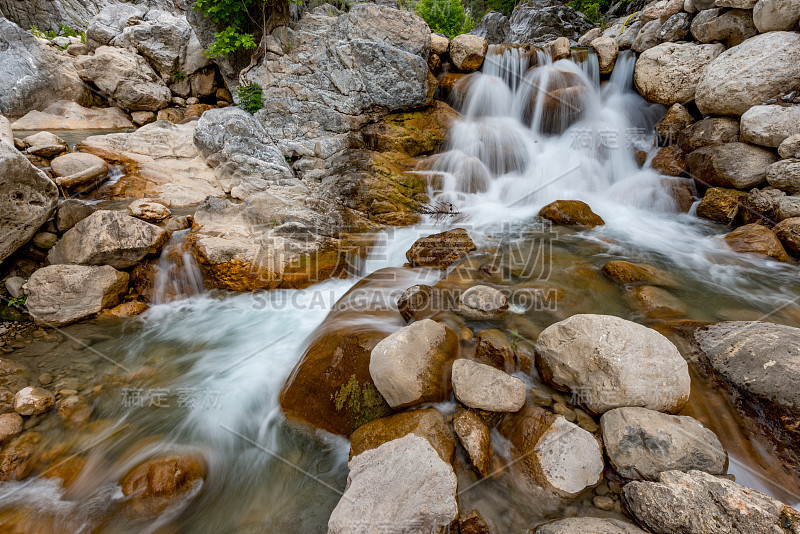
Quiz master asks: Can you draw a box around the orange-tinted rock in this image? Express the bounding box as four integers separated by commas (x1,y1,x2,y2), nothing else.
629,285,688,319
601,260,677,288
156,107,185,123
103,300,149,318
184,103,214,118
349,408,455,463
453,407,492,477
474,329,514,373
651,145,686,177
459,510,493,534
773,217,800,256
696,187,744,224
362,101,457,157
539,200,604,228
439,72,471,104
57,395,92,426
724,223,789,262
121,454,207,498
406,228,477,268
42,455,86,487
0,432,39,481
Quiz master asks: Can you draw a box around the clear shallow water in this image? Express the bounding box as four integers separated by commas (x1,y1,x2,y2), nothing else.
2,48,800,532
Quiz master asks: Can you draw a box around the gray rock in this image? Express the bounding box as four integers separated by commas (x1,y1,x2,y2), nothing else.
634,42,724,105
56,199,99,233
534,518,647,534
451,359,526,412
696,32,800,116
0,115,12,146
753,0,800,32
11,101,133,130
76,46,172,111
504,1,594,46
686,142,778,190
369,319,458,409
32,232,57,250
695,321,800,428
450,34,488,72
0,141,58,264
534,314,690,415
777,195,800,220
741,105,800,149
430,33,449,55
689,8,757,47
458,285,508,320
193,107,297,200
24,264,129,326
47,210,168,269
328,434,458,534
4,277,24,299
677,117,740,152
470,11,510,44
779,134,800,160
128,199,171,223
616,19,643,50
591,36,619,75
767,159,800,195
0,18,90,116
623,470,800,534
631,19,661,53
578,27,603,47
50,152,109,190
100,7,210,79
657,12,692,42
601,407,727,481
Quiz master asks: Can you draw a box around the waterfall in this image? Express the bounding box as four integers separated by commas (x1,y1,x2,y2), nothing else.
152,229,205,305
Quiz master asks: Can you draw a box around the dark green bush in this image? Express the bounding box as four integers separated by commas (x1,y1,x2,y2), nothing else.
416,0,476,39
238,83,264,114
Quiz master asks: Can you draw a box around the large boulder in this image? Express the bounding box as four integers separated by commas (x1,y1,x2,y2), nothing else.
538,200,604,228
695,32,800,116
657,12,692,42
677,117,739,152
75,46,172,111
695,187,744,223
633,42,725,105
11,101,133,131
534,518,647,534
451,359,526,412
534,314,690,415
766,159,800,195
695,321,800,440
348,408,455,463
741,105,800,149
601,407,727,481
724,223,789,262
328,434,458,534
590,36,619,75
0,142,58,264
623,470,800,534
686,142,777,190
77,121,224,207
241,4,432,167
50,152,109,190
24,265,129,326
369,319,458,409
47,210,168,269
631,20,661,53
689,8,757,47
95,6,210,80
753,0,800,32
193,107,297,200
498,402,604,498
504,2,594,46
779,134,800,159
470,11,510,44
0,19,90,117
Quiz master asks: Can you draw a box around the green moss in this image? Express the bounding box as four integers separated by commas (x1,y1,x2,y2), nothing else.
332,375,393,429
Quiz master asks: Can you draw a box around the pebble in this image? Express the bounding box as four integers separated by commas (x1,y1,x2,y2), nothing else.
782,92,796,102
458,327,474,343
595,482,610,496
765,98,778,104
553,402,577,422
575,408,599,433
593,495,615,511
38,373,53,385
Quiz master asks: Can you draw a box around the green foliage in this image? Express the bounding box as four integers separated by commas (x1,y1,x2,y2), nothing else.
174,71,187,82
416,0,475,39
7,296,26,308
332,375,393,428
237,83,264,114
195,0,262,58
30,24,86,43
568,0,630,23
486,0,518,15
509,328,521,349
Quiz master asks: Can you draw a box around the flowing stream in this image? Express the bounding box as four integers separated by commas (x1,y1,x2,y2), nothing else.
2,47,800,532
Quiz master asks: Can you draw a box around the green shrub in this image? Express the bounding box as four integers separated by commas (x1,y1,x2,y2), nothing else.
237,83,264,114
416,0,476,39
568,0,630,23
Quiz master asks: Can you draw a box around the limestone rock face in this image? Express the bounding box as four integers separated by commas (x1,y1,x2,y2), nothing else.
369,320,459,409
623,470,800,534
534,314,690,415
0,142,58,264
24,265,129,326
328,434,458,534
470,11,510,44
47,210,168,269
450,34,488,72
504,2,594,46
76,46,172,111
601,407,727,481
753,0,800,32
696,32,800,116
193,107,297,200
634,42,725,105
11,101,134,130
535,518,647,534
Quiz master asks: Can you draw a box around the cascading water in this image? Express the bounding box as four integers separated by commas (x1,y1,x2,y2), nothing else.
2,46,800,533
